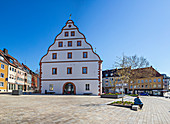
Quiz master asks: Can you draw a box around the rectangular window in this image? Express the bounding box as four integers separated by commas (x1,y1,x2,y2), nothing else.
145,85,148,88
49,84,54,91
158,78,161,82
12,68,14,71
141,80,144,83
141,85,144,88
130,85,133,88
68,41,72,47
71,31,75,36
58,42,63,47
134,85,136,88
145,79,148,83
85,84,90,90
52,68,57,75
138,85,140,88
0,82,4,87
67,52,72,59
82,67,87,74
0,73,4,78
154,79,156,82
83,52,88,58
67,67,72,74
149,79,152,83
1,64,4,69
77,41,81,46
158,84,161,88
153,84,156,88
65,32,69,37
138,80,140,83
52,53,57,59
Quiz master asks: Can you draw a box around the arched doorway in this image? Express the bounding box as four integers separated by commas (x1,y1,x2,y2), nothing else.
63,82,76,95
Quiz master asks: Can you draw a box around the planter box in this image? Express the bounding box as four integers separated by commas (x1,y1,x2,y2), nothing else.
12,90,23,95
101,94,124,99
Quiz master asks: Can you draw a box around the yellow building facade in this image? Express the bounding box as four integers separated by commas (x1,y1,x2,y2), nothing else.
0,59,8,92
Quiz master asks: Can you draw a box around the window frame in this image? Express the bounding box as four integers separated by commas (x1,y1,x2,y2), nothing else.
67,67,72,74
67,52,72,59
0,82,4,87
1,64,4,69
71,31,75,36
58,42,63,47
77,41,81,46
52,68,57,75
85,84,90,91
0,73,4,78
82,67,88,74
68,41,72,47
65,32,69,37
83,52,88,58
49,84,54,91
52,53,57,59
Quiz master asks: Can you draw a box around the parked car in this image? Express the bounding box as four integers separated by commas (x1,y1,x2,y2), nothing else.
139,92,149,96
164,92,170,98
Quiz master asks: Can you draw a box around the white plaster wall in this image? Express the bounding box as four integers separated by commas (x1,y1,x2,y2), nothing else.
41,80,99,95
42,62,99,79
49,39,91,50
42,49,99,62
8,65,17,84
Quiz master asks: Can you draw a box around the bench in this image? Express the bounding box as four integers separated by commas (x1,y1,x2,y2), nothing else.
132,105,139,111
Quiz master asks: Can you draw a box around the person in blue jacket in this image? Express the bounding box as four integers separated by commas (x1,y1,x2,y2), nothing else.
134,96,143,109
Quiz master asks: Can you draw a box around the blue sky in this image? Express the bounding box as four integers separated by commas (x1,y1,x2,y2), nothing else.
0,0,170,75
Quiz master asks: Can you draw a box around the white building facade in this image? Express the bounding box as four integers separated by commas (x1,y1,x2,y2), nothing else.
40,20,102,95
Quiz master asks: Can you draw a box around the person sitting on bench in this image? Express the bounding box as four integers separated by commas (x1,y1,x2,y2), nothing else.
134,96,143,109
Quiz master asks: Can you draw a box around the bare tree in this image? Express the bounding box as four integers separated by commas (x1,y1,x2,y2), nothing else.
114,54,155,103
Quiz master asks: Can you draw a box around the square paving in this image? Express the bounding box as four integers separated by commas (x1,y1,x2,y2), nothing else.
0,95,170,124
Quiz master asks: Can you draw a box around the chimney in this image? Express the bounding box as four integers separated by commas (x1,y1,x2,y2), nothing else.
3,48,8,54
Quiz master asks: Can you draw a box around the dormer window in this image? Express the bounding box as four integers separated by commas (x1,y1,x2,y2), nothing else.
10,59,14,64
71,31,75,36
68,41,72,47
65,32,69,37
58,42,63,47
0,56,4,61
77,41,81,46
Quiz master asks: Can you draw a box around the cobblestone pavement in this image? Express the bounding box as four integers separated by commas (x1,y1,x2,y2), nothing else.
0,95,170,124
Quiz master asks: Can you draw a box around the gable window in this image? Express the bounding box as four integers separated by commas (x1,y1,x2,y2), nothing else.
85,84,90,90
58,42,63,47
52,68,57,75
67,52,72,59
68,25,71,28
83,52,88,58
1,64,4,69
82,67,87,74
65,32,69,37
0,82,4,87
0,73,4,78
68,41,72,47
52,53,57,59
49,84,54,91
71,31,75,36
77,41,81,46
67,67,72,74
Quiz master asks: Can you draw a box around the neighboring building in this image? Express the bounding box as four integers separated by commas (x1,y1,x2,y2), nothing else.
0,49,36,92
40,19,102,95
0,52,8,92
161,74,170,92
22,63,32,91
102,69,129,94
102,66,164,96
129,67,164,96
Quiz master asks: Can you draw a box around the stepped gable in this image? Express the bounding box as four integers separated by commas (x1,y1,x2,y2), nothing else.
40,19,102,63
